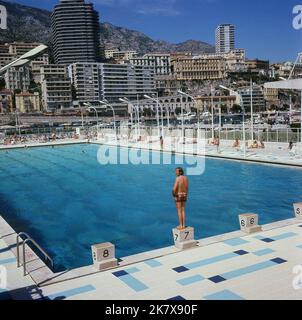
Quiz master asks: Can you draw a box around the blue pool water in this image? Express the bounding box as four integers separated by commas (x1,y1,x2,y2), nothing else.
0,144,301,271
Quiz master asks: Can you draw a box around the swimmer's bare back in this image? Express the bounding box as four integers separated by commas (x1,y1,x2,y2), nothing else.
174,176,189,202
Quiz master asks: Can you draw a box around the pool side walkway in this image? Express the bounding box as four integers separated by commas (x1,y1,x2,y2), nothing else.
1,220,302,300
99,139,302,168
1,138,302,167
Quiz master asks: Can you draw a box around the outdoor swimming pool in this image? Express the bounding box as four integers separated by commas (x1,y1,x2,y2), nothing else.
0,143,301,272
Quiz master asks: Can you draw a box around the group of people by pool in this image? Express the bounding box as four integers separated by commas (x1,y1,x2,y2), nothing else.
232,138,265,149
1,132,80,146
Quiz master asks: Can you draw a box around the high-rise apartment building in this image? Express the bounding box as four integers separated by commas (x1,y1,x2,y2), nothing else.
69,63,156,105
238,86,265,112
68,63,102,104
4,66,30,92
41,65,72,111
105,49,138,61
172,56,226,81
99,64,156,103
51,0,101,65
15,92,41,113
130,54,171,75
215,24,235,54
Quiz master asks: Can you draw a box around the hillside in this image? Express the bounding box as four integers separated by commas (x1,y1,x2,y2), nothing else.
0,0,215,55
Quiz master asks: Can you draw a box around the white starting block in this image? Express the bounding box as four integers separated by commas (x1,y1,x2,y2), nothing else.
293,203,302,220
239,213,262,234
91,242,118,271
172,227,198,250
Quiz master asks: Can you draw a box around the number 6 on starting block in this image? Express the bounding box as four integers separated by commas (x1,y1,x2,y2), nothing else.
238,213,262,234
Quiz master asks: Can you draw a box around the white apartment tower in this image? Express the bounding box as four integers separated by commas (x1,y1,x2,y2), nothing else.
41,65,72,111
69,63,156,105
215,24,235,54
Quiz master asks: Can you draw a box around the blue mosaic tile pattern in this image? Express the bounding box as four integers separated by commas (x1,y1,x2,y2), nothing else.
177,275,205,286
167,296,186,301
204,289,245,300
173,251,250,273
220,258,287,280
0,258,16,265
113,273,148,292
144,259,162,268
173,266,189,273
208,275,226,283
256,232,298,243
223,238,249,247
45,285,96,300
253,248,275,256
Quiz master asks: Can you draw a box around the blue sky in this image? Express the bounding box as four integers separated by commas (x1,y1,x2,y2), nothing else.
6,0,302,62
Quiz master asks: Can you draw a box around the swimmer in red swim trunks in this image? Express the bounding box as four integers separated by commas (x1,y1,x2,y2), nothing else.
172,167,189,230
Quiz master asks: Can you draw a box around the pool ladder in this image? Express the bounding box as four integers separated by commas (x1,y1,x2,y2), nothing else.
16,232,54,276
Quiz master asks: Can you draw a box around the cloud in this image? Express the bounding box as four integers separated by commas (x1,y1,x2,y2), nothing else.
96,0,180,16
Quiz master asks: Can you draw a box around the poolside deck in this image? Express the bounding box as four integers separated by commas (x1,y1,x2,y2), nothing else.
1,219,301,300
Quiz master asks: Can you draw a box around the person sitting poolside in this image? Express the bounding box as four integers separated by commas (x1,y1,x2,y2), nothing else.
233,138,240,148
249,140,259,149
258,140,265,149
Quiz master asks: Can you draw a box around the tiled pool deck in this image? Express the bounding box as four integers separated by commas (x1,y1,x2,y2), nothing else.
1,219,302,300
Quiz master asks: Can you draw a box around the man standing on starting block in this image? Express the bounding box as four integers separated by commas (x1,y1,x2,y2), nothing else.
172,167,189,230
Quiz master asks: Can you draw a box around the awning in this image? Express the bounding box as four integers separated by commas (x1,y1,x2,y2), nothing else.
0,44,48,75
264,79,302,90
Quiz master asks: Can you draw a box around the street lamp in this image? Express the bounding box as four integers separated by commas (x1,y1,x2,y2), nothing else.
83,103,99,135
151,92,170,131
144,94,163,137
240,98,247,158
176,90,187,142
250,79,254,141
99,100,117,141
15,108,21,137
178,90,201,140
119,98,140,137
220,85,246,157
210,86,216,141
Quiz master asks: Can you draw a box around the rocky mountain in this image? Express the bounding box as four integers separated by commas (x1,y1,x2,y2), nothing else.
0,0,52,44
0,0,215,55
100,23,215,55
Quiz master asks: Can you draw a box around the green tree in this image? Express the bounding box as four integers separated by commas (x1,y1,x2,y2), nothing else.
231,104,242,113
0,78,6,90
